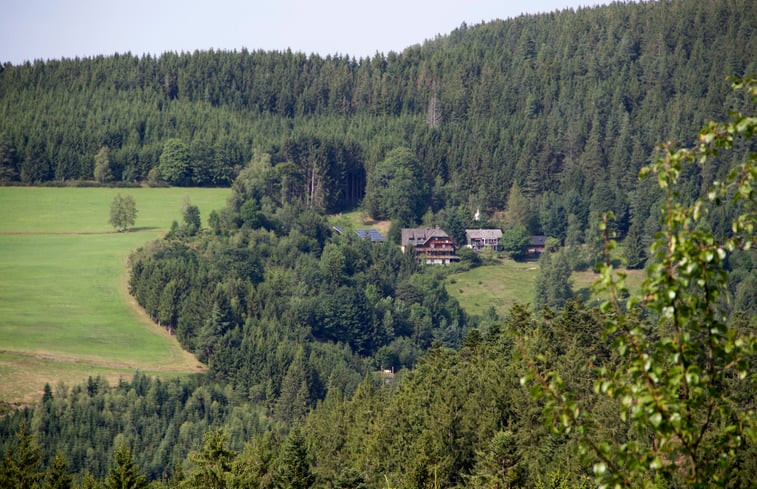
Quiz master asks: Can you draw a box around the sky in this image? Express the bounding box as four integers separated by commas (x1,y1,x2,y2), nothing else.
1,0,610,65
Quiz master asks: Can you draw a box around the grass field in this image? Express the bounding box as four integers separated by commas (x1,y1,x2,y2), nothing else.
446,258,540,317
328,209,391,236
446,256,645,319
0,186,230,405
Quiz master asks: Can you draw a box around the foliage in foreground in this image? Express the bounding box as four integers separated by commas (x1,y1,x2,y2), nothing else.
523,78,756,488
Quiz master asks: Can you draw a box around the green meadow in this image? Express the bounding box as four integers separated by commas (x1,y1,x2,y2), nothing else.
446,258,539,318
446,256,645,319
0,187,230,405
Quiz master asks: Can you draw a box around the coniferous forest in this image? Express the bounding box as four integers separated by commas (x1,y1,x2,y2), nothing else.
1,1,755,488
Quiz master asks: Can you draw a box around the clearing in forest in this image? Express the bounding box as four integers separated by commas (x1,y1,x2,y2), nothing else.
446,256,644,319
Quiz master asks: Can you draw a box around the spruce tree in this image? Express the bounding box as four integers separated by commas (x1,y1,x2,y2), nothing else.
103,443,148,489
42,452,72,489
274,425,314,489
182,430,236,489
1,420,45,489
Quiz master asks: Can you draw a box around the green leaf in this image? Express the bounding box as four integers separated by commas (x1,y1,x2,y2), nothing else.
649,412,662,427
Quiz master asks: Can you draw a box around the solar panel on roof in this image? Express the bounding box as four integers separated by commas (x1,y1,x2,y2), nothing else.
355,229,385,242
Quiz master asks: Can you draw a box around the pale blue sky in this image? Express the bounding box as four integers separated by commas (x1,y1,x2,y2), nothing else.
1,0,610,64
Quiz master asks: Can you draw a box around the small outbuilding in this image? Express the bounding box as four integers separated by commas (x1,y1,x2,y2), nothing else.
528,235,547,254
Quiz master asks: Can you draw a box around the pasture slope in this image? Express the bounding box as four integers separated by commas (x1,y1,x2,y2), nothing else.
445,256,644,319
0,187,229,406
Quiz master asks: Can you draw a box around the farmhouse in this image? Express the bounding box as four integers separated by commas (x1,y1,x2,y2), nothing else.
401,227,459,265
465,228,503,251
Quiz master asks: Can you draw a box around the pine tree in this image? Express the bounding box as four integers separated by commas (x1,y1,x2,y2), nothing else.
467,430,524,489
1,420,45,489
275,350,311,424
534,250,574,311
504,182,531,228
103,443,148,489
274,425,314,489
622,219,647,269
182,430,236,489
42,452,72,489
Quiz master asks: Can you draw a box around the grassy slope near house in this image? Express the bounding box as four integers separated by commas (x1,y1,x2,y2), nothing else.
446,256,645,319
0,187,230,405
446,258,539,317
328,209,392,236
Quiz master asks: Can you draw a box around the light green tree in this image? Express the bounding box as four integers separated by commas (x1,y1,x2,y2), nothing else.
500,224,531,261
158,138,191,186
93,145,113,183
504,182,531,228
467,430,525,488
109,194,137,232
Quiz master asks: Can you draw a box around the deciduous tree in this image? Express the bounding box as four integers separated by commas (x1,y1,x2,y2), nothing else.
500,224,531,261
159,138,191,186
94,146,113,183
109,194,137,232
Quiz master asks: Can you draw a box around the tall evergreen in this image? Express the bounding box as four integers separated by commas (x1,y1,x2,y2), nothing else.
42,452,72,489
102,443,148,489
0,421,45,489
274,425,314,489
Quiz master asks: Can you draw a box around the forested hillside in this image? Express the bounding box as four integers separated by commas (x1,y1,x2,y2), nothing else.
1,1,755,488
2,1,754,227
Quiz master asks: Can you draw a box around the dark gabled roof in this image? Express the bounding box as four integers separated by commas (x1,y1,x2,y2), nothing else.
401,228,450,247
530,235,547,246
356,228,386,243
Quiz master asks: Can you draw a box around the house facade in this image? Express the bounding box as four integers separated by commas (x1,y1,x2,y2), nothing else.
401,228,459,264
465,229,503,251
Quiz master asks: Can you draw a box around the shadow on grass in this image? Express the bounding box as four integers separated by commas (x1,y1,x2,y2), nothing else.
126,226,160,233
